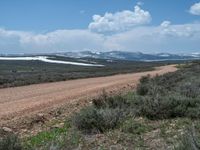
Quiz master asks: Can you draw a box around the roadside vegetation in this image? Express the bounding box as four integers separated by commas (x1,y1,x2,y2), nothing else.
1,60,200,150
0,56,181,88
0,130,22,150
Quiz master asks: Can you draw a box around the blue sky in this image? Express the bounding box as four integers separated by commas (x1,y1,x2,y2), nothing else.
0,0,200,54
0,0,199,31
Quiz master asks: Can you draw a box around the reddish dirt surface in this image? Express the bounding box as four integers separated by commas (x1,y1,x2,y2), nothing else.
0,65,177,126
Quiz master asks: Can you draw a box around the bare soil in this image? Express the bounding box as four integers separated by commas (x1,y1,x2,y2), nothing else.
0,65,177,128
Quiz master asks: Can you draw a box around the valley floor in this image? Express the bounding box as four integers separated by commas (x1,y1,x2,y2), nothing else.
0,65,177,127
2,62,200,150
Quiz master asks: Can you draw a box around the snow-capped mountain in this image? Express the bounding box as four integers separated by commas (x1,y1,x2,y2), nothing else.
58,51,200,61
2,51,199,61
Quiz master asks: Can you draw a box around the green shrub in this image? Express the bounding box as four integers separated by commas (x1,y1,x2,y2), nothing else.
177,81,200,98
73,106,125,133
73,106,103,133
121,119,151,135
139,74,151,84
186,106,200,119
175,126,200,150
136,83,149,96
93,94,131,109
134,93,200,119
137,76,167,96
135,62,200,119
0,133,22,150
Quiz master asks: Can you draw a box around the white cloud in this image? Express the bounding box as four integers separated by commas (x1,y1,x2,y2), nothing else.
88,5,151,33
137,1,144,6
105,23,200,53
160,21,171,28
0,23,200,54
0,29,105,54
189,2,200,15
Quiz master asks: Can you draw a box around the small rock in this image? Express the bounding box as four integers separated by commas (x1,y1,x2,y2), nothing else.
2,127,13,132
37,113,44,118
52,123,65,128
21,129,28,133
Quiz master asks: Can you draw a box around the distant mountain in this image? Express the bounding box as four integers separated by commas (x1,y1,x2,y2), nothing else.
1,51,199,61
57,51,200,61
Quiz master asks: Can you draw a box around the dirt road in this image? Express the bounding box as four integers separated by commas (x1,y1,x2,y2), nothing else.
0,65,177,122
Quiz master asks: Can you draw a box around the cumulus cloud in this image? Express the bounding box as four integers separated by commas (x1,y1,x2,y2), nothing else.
0,22,200,54
106,23,200,53
189,2,200,15
88,5,151,33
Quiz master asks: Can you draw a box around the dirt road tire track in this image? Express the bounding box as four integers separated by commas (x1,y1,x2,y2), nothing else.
0,65,177,125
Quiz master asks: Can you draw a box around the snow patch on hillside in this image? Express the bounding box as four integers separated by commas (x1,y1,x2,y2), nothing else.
0,56,104,67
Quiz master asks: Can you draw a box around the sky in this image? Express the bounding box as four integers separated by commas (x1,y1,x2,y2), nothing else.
0,0,200,54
